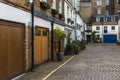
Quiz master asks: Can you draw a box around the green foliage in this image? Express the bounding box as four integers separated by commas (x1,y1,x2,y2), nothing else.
54,27,66,41
92,31,101,43
71,41,81,53
66,43,73,52
92,31,97,42
66,32,72,43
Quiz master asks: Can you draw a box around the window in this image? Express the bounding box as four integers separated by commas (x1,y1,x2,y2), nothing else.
77,1,80,7
111,26,115,30
76,23,79,29
117,10,120,15
104,26,107,33
97,8,101,14
100,17,103,22
93,17,96,22
59,0,62,14
35,30,41,36
104,17,107,22
97,0,102,5
107,17,111,22
111,16,115,21
96,26,100,30
51,0,56,9
43,30,48,36
40,0,47,2
71,10,72,18
106,0,109,5
118,0,120,4
106,10,109,15
115,16,118,21
96,17,100,22
67,6,69,16
104,26,107,30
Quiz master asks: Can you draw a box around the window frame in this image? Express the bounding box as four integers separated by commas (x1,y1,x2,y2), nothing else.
111,26,115,30
97,0,102,5
96,26,100,30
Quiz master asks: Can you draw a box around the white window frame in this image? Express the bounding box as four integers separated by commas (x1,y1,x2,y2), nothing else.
97,8,101,14
97,0,102,5
51,0,56,9
96,26,100,30
96,17,100,22
106,0,109,5
59,0,62,14
111,26,115,30
106,10,109,15
40,0,47,2
67,6,69,17
104,26,107,30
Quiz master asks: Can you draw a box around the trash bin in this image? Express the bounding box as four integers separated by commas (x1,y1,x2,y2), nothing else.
57,52,64,61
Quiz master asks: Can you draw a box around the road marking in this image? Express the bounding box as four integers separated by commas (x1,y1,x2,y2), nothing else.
11,73,26,80
42,55,75,80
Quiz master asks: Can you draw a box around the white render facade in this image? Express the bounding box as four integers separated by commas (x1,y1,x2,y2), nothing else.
76,13,85,41
64,0,85,45
92,25,119,42
64,0,76,43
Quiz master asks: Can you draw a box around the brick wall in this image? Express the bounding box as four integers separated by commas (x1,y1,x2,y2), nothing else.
92,0,106,15
114,0,120,14
80,6,92,25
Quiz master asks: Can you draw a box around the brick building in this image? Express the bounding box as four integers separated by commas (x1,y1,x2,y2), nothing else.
0,0,85,79
0,0,65,79
80,0,119,43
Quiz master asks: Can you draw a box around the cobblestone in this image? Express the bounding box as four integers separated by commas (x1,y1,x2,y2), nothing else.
17,55,72,80
48,43,120,80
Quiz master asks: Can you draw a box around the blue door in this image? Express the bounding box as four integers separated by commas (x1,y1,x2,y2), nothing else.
103,35,117,43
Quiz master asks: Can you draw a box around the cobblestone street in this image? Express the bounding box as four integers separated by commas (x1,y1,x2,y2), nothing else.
47,43,120,80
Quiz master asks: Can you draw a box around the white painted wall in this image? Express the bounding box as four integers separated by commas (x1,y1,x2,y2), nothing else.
118,19,120,41
92,25,119,40
76,13,84,41
64,1,76,42
0,2,64,30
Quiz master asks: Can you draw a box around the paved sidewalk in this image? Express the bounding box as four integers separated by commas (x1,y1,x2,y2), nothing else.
47,43,120,80
17,55,73,80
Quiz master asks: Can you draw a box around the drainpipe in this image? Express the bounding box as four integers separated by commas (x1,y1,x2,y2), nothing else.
51,14,55,61
30,0,35,71
75,12,77,41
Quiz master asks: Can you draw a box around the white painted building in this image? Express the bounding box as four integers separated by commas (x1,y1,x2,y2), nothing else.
76,13,85,41
92,25,119,41
75,0,85,41
64,0,76,44
92,15,119,43
118,19,120,41
0,1,65,79
64,0,85,44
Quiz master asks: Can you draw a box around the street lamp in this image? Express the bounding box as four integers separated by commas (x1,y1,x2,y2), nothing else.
29,0,35,71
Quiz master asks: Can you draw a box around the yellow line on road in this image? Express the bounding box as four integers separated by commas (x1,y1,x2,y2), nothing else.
42,55,75,80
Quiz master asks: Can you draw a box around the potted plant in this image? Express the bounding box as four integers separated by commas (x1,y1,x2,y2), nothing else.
54,27,66,61
65,42,73,55
71,41,81,55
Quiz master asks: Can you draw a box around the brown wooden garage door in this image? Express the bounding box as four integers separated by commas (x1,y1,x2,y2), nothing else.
0,20,25,80
35,27,49,65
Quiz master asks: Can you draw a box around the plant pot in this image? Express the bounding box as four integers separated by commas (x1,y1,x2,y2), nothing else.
57,52,64,61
